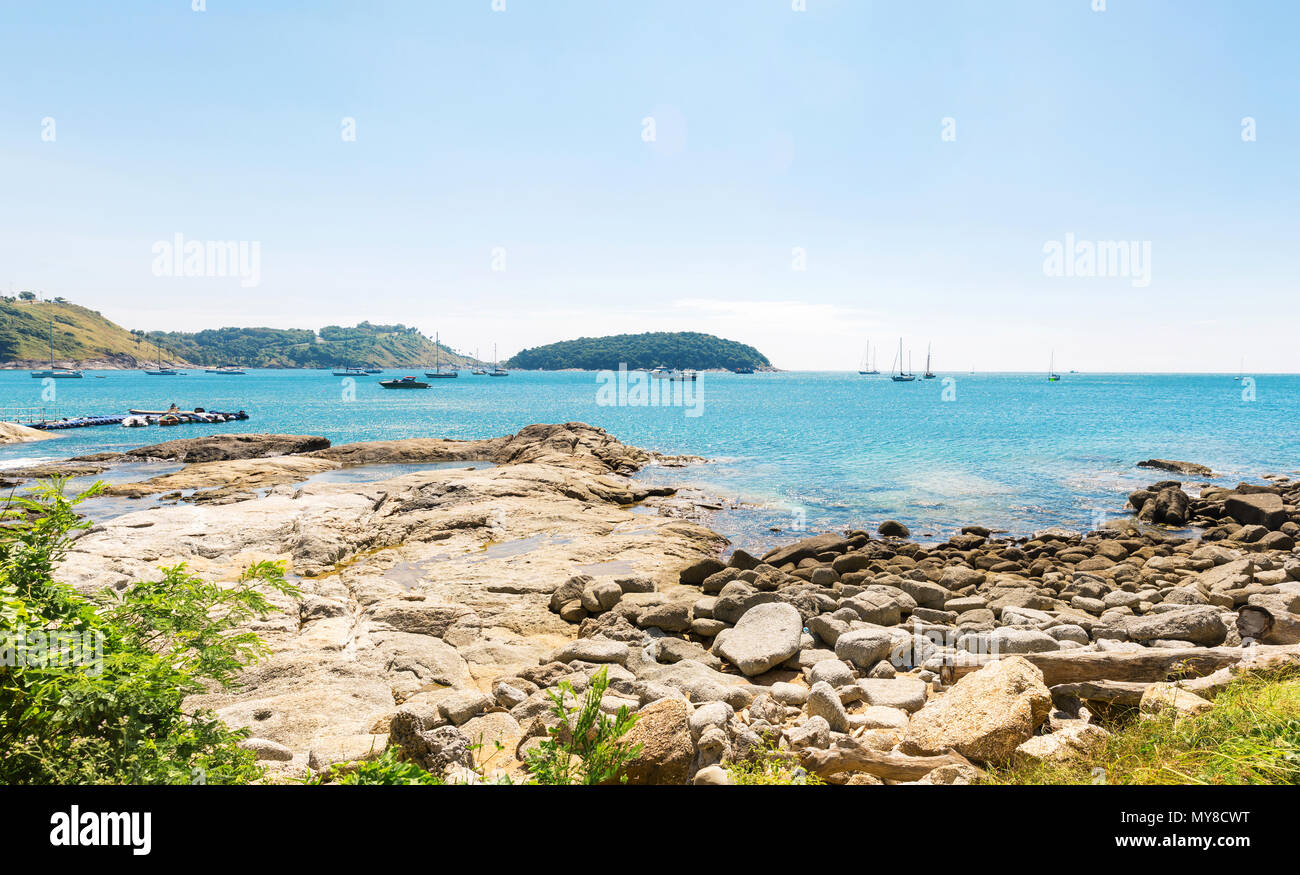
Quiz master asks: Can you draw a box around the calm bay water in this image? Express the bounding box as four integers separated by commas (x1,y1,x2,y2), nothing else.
2,368,1295,551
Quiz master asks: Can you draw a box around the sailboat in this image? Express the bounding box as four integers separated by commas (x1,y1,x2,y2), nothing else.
923,343,936,379
489,343,508,376
1047,351,1061,382
858,342,880,375
30,318,83,378
891,338,916,382
424,332,459,378
145,339,179,376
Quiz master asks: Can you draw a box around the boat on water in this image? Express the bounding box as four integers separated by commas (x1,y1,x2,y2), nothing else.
732,366,754,374
669,369,697,382
121,415,150,428
1048,351,1061,382
424,332,459,378
205,365,246,375
488,344,508,376
891,338,916,382
923,343,936,379
379,376,429,389
333,366,369,377
30,318,83,379
144,339,181,375
471,367,487,375
364,368,383,374
858,341,879,375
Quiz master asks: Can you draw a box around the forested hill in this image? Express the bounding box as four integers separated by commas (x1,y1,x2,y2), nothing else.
506,331,772,371
0,296,484,369
146,323,483,369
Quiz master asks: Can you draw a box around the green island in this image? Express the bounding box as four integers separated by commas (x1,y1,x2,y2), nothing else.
506,331,772,371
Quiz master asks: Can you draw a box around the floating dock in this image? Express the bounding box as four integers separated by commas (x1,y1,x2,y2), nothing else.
25,409,249,431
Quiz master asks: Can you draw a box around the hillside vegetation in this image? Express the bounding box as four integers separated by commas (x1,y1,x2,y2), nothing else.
507,331,771,371
145,323,482,369
0,298,483,369
0,299,151,367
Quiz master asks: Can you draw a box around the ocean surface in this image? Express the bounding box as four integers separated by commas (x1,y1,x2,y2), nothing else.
2,368,1296,552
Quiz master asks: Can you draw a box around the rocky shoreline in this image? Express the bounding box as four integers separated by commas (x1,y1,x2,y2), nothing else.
13,424,1300,784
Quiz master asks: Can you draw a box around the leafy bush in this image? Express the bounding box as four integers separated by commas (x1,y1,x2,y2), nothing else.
524,666,641,785
0,479,298,784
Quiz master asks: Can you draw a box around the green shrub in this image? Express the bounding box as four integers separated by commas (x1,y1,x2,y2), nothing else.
524,666,641,785
0,478,298,784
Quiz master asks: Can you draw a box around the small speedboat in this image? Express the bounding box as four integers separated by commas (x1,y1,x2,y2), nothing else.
379,376,429,389
158,414,182,426
121,415,150,428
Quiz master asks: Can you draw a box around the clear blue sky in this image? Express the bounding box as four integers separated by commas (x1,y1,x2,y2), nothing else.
1,0,1296,371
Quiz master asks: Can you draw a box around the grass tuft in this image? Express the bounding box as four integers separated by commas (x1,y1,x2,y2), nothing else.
984,666,1300,785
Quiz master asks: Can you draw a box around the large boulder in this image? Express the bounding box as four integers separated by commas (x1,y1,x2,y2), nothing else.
834,629,896,671
1143,486,1191,526
639,660,758,709
902,656,1052,764
1013,722,1109,766
1124,606,1228,646
858,677,928,713
616,698,694,785
1225,493,1286,530
761,533,850,567
714,602,802,676
679,558,726,586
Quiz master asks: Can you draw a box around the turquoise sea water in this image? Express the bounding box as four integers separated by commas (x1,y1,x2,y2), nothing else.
2,369,1295,551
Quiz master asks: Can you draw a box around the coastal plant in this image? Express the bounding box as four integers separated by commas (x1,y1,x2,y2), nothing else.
524,666,641,785
0,478,298,785
314,747,447,785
